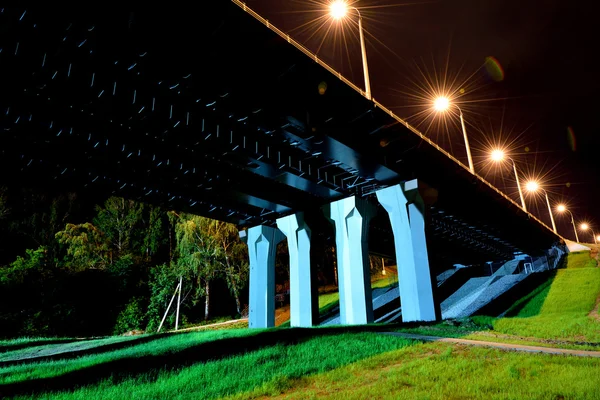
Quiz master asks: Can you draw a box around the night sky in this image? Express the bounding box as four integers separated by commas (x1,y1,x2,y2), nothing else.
246,0,599,242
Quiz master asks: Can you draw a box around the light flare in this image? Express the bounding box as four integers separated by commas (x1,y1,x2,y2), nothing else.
556,204,567,213
525,181,540,193
580,223,589,231
490,149,505,162
329,1,348,19
433,96,451,112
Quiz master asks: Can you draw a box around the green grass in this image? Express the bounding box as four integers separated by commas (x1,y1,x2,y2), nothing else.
492,263,600,342
1,329,415,399
241,342,600,399
318,274,398,317
398,250,600,347
565,251,598,269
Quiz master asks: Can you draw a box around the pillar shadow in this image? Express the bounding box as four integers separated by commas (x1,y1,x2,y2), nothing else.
0,324,426,398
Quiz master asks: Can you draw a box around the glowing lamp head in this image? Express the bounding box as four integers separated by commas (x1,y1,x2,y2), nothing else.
525,181,540,193
433,97,451,112
580,223,589,231
490,149,505,162
556,204,566,213
330,1,348,19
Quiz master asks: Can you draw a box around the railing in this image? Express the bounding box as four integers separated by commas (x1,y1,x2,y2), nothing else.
231,0,566,242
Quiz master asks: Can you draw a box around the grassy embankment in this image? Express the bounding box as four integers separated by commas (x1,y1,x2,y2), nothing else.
400,250,600,349
1,252,599,399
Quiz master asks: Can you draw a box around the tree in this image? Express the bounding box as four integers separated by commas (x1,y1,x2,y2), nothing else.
55,222,111,270
174,214,222,320
93,197,144,259
202,219,248,315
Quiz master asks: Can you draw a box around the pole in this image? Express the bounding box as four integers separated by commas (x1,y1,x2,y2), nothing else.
357,14,371,101
512,159,526,212
544,191,557,233
568,211,579,242
157,280,181,333
458,109,474,174
175,275,182,331
593,230,597,244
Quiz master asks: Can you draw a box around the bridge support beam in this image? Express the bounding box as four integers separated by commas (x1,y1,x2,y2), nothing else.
240,225,285,329
276,212,314,327
325,196,376,325
376,180,436,322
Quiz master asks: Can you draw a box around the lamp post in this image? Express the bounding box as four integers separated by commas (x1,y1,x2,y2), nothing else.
330,1,371,100
556,204,579,242
490,149,526,212
525,181,557,234
433,97,474,174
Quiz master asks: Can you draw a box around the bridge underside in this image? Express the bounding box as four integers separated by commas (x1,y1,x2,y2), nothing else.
0,3,559,276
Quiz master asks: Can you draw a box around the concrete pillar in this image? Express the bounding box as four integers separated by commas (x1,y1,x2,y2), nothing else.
277,212,313,327
240,225,285,328
325,196,377,325
376,180,436,322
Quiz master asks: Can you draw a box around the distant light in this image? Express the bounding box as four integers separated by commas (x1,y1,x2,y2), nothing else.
580,223,589,231
556,204,567,213
433,97,450,112
490,149,505,162
330,1,348,19
525,181,539,193
596,235,600,242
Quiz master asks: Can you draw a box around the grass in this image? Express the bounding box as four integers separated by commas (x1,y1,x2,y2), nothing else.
492,261,600,342
318,274,398,317
397,250,600,348
0,328,416,399
239,341,600,399
2,255,599,398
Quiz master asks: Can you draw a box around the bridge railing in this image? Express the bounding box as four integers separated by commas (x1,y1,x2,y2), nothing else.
231,0,564,241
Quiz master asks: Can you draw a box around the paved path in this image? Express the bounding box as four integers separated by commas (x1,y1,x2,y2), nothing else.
384,332,600,358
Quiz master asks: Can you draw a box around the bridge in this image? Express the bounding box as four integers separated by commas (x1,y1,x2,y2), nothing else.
0,3,564,328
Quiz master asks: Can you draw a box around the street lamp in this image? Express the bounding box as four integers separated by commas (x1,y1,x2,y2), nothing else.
490,149,526,212
525,181,557,233
433,96,474,174
579,223,597,244
330,1,371,100
556,204,579,242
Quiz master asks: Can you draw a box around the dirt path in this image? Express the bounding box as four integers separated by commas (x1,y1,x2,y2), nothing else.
384,332,600,358
174,318,248,332
590,294,600,322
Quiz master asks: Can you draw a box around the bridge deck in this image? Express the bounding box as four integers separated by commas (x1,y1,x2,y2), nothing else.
0,4,561,268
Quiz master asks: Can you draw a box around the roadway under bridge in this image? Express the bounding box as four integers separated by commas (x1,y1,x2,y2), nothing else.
0,3,565,327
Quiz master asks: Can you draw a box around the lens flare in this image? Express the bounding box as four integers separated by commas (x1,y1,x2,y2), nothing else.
567,126,576,151
329,1,348,19
484,56,505,82
433,96,450,112
580,223,589,230
525,181,539,192
556,204,566,212
490,149,505,162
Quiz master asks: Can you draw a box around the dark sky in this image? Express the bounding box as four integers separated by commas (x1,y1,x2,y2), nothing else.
245,0,599,241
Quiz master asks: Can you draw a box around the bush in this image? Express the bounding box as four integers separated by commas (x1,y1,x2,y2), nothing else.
113,297,148,335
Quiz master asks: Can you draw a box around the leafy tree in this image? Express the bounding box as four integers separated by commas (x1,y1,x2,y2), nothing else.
93,197,144,258
55,222,111,270
175,215,222,320
201,219,248,315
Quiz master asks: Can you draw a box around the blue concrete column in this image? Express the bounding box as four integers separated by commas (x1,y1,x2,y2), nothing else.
376,180,436,322
326,196,377,325
240,225,285,329
277,212,313,327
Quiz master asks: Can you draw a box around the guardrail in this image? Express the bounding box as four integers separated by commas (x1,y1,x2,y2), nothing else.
231,0,565,242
